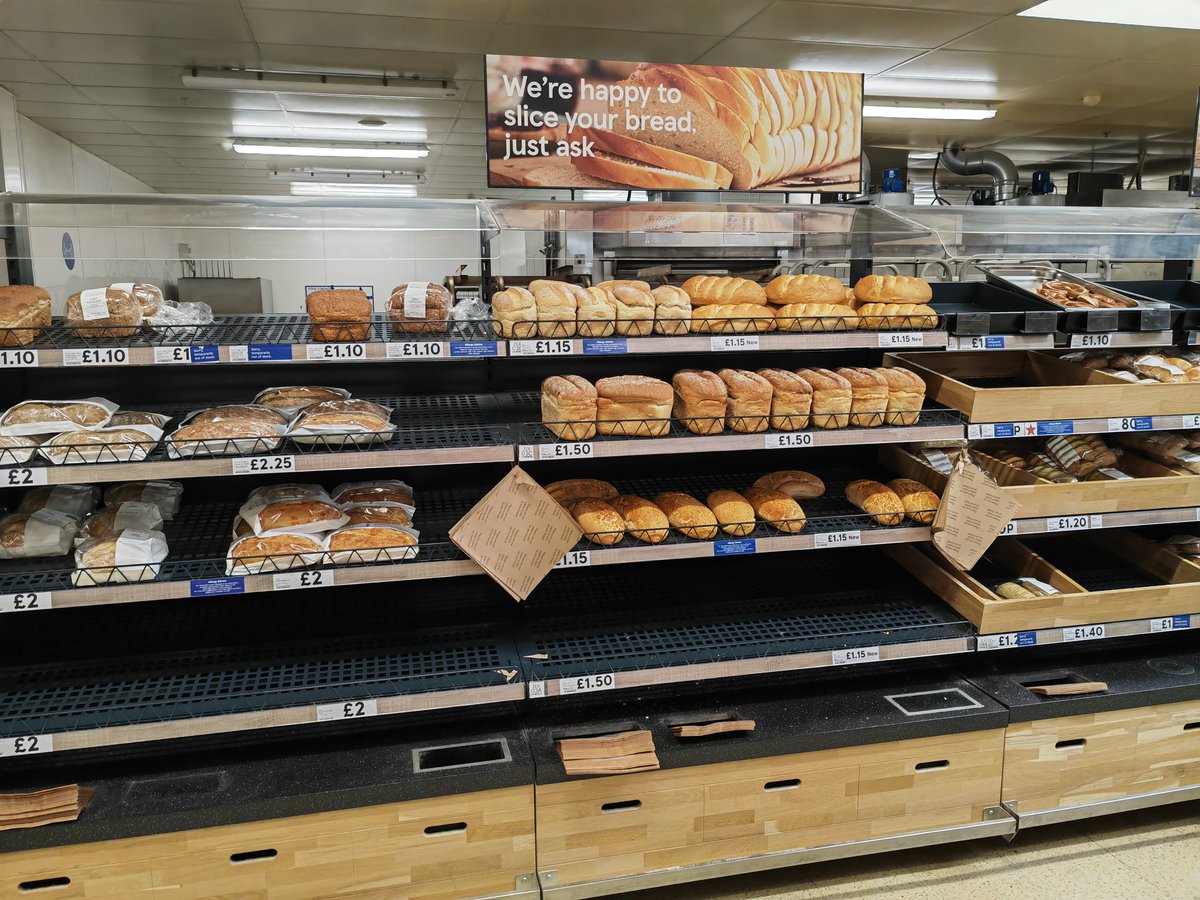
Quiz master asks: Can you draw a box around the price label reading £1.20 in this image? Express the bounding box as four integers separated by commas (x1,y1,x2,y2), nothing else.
316,699,378,722
558,672,615,695
1048,515,1103,532
232,455,296,476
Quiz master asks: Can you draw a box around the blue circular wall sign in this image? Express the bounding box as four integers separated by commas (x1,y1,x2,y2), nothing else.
61,232,75,271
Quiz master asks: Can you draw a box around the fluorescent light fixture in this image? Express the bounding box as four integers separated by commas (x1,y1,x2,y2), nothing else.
865,105,995,120
232,139,428,159
184,67,458,98
907,152,941,160
1018,0,1200,29
575,190,649,201
290,182,419,197
270,168,425,185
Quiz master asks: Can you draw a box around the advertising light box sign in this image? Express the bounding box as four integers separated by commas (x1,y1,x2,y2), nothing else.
486,55,863,193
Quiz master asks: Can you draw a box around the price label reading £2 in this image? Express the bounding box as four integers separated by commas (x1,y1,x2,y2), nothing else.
558,672,615,695
0,735,53,757
0,591,50,613
1,467,48,487
272,570,335,591
316,699,378,722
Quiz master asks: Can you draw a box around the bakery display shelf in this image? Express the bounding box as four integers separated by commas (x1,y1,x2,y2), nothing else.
1006,506,1200,535
1100,279,1200,331
517,407,965,462
0,492,484,612
965,412,1200,440
0,394,513,484
929,280,1061,338
517,553,974,698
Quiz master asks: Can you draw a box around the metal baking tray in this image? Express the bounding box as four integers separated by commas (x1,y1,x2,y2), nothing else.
983,265,1177,333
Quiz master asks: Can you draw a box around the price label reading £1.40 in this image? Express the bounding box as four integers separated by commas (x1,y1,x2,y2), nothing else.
316,699,377,722
1063,624,1106,642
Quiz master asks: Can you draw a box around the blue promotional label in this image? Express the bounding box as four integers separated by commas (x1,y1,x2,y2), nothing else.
450,341,498,358
1037,420,1074,436
992,423,1017,438
582,338,628,355
1129,417,1153,431
1172,615,1192,629
1015,631,1038,647
247,343,293,361
190,577,245,597
983,336,1005,349
190,344,219,363
714,539,756,557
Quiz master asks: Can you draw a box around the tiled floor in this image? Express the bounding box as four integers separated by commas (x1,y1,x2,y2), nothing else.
630,802,1200,899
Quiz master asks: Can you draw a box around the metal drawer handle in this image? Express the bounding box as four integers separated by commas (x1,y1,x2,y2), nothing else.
18,877,70,893
915,760,949,771
230,849,277,864
1055,739,1087,750
601,799,641,813
764,778,801,791
424,822,467,836
1184,722,1199,732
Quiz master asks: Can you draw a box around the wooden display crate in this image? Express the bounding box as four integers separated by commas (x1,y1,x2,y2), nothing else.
535,730,1003,888
0,786,535,900
885,350,1200,422
887,533,1200,634
881,445,1200,518
1002,699,1200,814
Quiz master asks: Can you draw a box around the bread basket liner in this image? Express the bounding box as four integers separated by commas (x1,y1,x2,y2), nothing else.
39,424,164,465
72,528,168,586
0,397,119,436
77,501,164,546
0,509,79,559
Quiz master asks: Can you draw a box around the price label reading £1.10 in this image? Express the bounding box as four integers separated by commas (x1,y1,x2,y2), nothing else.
306,343,366,361
63,347,129,366
0,348,37,368
0,735,53,758
1071,333,1113,349
558,673,615,695
316,699,378,722
387,341,444,359
232,455,296,476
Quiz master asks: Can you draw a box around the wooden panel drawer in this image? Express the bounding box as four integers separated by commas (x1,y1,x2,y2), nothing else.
0,860,155,898
1134,701,1200,792
701,764,858,841
859,743,1003,821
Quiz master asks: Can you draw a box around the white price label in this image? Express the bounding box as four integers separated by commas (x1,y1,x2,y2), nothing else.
977,632,1032,651
306,343,366,361
154,346,192,364
232,455,296,476
1150,616,1190,633
527,681,547,699
999,520,1019,536
272,569,335,590
814,530,862,549
765,432,814,449
386,341,444,359
1,467,47,487
62,347,128,366
509,339,574,356
1184,415,1200,429
558,672,616,695
0,591,50,613
1047,514,1102,532
710,335,760,352
877,332,925,347
539,442,593,460
554,550,591,569
1063,624,1107,642
1107,417,1153,433
316,699,377,722
0,735,53,757
1070,333,1113,348
832,646,881,665
0,349,37,368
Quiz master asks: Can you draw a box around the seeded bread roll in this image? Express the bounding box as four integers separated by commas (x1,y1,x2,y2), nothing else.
756,368,812,431
691,303,776,334
886,478,939,525
877,367,927,426
718,368,772,433
609,495,669,544
307,288,371,341
706,489,755,537
546,479,619,508
541,375,598,441
611,283,655,337
652,285,691,335
752,470,825,499
569,498,625,545
654,491,718,540
681,275,767,306
794,368,852,429
845,479,905,526
856,303,938,330
492,287,537,339
774,303,858,332
388,282,451,336
0,285,51,347
835,367,888,428
853,275,933,304
596,375,672,437
742,487,806,533
766,274,846,306
576,286,617,338
672,369,726,435
66,286,141,337
529,279,578,338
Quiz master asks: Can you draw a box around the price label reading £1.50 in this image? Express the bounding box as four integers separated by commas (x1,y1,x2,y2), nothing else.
316,699,378,722
765,432,815,449
558,673,615,695
232,455,296,476
539,442,593,460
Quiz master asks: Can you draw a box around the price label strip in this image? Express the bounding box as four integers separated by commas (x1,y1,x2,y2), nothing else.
765,432,814,449
0,348,38,368
62,347,129,366
832,646,881,665
1,466,48,487
977,631,1038,651
1150,614,1192,633
272,570,335,590
232,455,296,476
1048,514,1103,532
538,442,593,460
878,333,925,348
558,672,616,695
316,699,378,722
0,735,53,757
386,341,445,359
306,343,367,361
0,591,50,613
1070,333,1113,348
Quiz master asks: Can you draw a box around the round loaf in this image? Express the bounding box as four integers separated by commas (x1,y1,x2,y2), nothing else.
654,491,718,540
66,287,141,337
742,487,806,533
766,274,845,306
853,275,933,304
609,495,669,544
753,470,825,499
569,498,625,545
681,276,767,307
706,489,755,537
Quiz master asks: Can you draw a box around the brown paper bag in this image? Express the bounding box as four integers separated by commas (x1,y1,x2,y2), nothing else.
931,454,1021,570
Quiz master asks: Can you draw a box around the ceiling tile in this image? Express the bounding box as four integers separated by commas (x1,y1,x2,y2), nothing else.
0,32,34,59
490,23,720,63
275,94,465,117
1,1,253,41
736,2,992,49
0,59,69,85
257,45,483,79
1134,33,1200,64
66,132,154,146
244,10,493,53
504,0,770,36
1008,76,1176,109
82,86,284,111
943,18,1183,58
865,75,1031,101
5,31,260,67
15,100,116,119
698,38,915,73
98,105,290,126
241,0,507,20
884,49,1099,83
1067,60,1200,92
30,116,131,134
1,81,90,103
73,144,172,158
45,63,187,89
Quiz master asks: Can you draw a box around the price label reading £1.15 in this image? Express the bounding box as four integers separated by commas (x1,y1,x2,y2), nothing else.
558,673,615,695
316,699,378,722
232,455,296,476
877,333,925,348
554,550,591,569
832,646,881,665
509,339,573,356
0,735,53,757
710,335,760,352
814,530,861,549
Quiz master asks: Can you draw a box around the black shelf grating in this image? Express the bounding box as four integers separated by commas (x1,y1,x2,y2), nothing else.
1021,537,1159,592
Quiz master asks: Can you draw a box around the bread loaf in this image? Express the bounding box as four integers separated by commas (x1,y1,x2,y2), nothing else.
576,128,735,189
529,279,578,338
651,285,691,335
877,367,926,426
845,479,904,526
40,427,161,464
835,367,888,428
794,368,851,429
569,498,625,545
691,303,775,334
191,405,289,428
681,275,767,306
596,375,672,437
752,470,825,499
756,368,812,431
332,480,414,507
241,497,349,537
596,279,651,292
326,524,418,563
253,386,349,414
856,303,938,330
168,420,281,457
0,434,38,465
79,501,163,542
0,399,115,432
125,283,162,317
853,275,933,304
342,503,413,528
227,532,324,575
886,478,939,525
718,368,772,433
611,283,655,337
73,529,168,585
576,286,617,337
742,487,806,533
0,285,51,347
0,509,78,559
774,303,857,332
706,489,755,536
104,481,184,520
388,282,451,335
290,399,391,431
610,495,669,544
492,287,537,339
66,286,141,337
671,369,726,435
654,491,718,540
766,274,845,306
109,411,170,429
307,288,371,341
546,479,618,507
541,375,598,441
248,483,330,504
17,484,99,518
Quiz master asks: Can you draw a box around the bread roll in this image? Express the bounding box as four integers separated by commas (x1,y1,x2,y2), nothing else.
654,491,718,540
529,279,578,337
886,478,939,525
546,479,619,507
856,303,938,330
66,286,141,337
706,489,755,536
691,303,775,334
752,470,825,499
610,495,669,544
227,532,324,575
331,480,414,507
756,368,812,431
853,275,933,304
794,368,852,429
681,275,767,306
570,498,624,545
835,367,888,428
492,287,537,338
306,288,371,341
611,283,655,337
0,285,51,347
766,274,845,306
774,303,857,333
191,405,289,428
596,375,672,437
877,367,926,426
388,282,450,336
541,375,597,440
845,479,905,526
652,285,691,335
576,286,617,338
326,524,419,563
672,369,726,435
742,487,806,533
718,368,772,433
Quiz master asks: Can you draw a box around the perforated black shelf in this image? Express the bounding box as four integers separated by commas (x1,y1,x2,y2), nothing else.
1021,537,1160,592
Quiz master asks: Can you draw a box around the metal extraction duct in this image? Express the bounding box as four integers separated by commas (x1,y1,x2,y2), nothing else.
939,143,1020,203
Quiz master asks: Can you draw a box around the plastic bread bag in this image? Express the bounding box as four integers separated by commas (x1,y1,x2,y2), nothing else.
0,509,79,559
331,479,415,508
1162,534,1200,557
246,483,332,505
324,524,420,565
77,501,165,545
108,411,172,429
226,531,324,575
237,496,349,537
17,484,101,519
0,397,118,435
38,425,164,465
341,501,415,528
103,481,185,520
252,386,352,417
109,282,163,317
72,528,168,586
286,399,395,448
165,420,285,459
182,404,290,429
0,434,41,465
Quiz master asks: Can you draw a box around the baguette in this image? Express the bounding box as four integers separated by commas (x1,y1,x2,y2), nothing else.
610,495,669,544
706,489,755,537
681,275,767,306
845,479,905,526
742,487,806,533
774,303,857,332
569,498,624,546
886,478,939,525
654,491,718,540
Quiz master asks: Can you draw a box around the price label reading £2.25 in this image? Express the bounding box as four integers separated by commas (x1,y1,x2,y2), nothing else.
316,699,378,722
232,455,296,476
